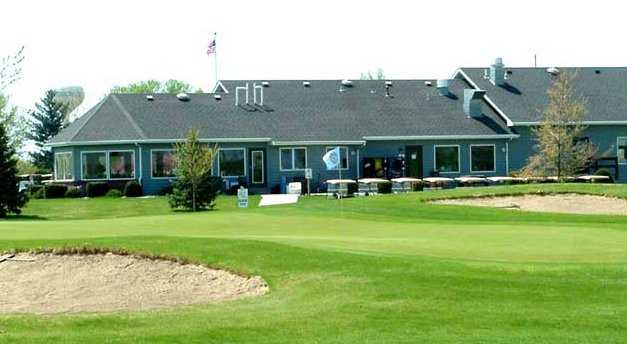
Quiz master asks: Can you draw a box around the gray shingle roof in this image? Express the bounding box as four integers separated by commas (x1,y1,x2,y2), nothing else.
50,79,514,145
460,67,627,124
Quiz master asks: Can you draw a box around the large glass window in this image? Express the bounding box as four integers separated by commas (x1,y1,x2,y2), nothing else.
219,149,245,177
470,145,495,172
82,152,107,180
280,147,307,171
152,150,175,178
434,145,460,173
325,147,349,170
109,151,135,179
618,137,627,164
54,152,73,181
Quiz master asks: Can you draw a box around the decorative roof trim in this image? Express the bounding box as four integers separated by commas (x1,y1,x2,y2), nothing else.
272,140,366,146
211,80,229,94
454,69,515,127
363,134,519,141
45,137,273,148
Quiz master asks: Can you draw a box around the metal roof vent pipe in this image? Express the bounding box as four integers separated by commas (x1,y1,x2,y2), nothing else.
341,79,353,87
463,89,486,118
176,93,190,101
385,83,392,97
235,83,249,106
490,57,505,86
253,83,264,106
436,79,450,96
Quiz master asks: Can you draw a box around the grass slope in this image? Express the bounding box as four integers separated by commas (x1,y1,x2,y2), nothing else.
0,184,626,343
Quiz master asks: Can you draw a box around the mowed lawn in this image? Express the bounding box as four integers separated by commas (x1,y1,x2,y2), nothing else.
0,184,626,343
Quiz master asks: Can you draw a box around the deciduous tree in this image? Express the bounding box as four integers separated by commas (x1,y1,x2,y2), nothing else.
0,94,28,152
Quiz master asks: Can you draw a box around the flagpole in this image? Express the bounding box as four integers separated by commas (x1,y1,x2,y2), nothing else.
214,32,218,87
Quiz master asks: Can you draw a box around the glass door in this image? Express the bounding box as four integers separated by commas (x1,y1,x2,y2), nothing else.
251,150,264,184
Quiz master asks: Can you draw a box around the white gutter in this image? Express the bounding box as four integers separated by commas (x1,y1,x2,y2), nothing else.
272,140,366,146
46,137,273,148
513,121,627,126
363,134,519,141
505,140,509,176
454,69,515,127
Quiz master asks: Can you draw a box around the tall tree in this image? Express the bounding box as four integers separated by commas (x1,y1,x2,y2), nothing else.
520,72,596,179
0,94,28,152
111,79,199,94
170,129,217,212
0,122,27,217
360,68,386,80
0,46,24,92
30,90,67,172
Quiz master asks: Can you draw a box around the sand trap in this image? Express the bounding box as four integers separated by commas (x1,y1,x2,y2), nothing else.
432,193,627,215
0,253,268,314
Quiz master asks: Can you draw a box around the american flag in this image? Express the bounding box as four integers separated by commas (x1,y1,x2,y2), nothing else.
206,39,216,55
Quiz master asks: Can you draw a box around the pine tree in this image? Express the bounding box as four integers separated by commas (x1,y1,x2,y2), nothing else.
30,90,67,172
0,122,27,217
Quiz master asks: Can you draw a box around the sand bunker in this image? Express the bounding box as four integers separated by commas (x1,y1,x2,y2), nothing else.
432,193,627,215
0,253,268,314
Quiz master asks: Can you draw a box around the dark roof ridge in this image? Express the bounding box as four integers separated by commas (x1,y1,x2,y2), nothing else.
67,96,108,142
111,94,147,139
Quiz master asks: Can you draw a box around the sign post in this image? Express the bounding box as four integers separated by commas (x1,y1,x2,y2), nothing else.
304,168,312,196
237,187,249,208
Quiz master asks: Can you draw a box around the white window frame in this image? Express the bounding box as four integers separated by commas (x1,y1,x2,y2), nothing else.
218,148,247,178
80,151,108,181
150,149,176,179
325,146,349,170
469,144,496,173
108,150,136,180
279,147,308,171
617,137,627,165
54,152,74,181
433,144,461,174
250,150,265,184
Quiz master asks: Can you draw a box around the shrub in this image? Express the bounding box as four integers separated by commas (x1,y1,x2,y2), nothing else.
64,187,84,198
28,185,44,197
594,168,614,183
105,189,122,198
86,182,110,197
411,181,424,192
157,184,174,196
169,174,221,210
123,181,143,197
44,184,68,198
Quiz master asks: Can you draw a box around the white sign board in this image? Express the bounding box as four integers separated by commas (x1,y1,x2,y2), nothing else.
305,168,313,179
237,187,249,208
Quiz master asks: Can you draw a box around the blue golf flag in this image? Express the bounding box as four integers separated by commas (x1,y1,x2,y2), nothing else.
323,147,341,170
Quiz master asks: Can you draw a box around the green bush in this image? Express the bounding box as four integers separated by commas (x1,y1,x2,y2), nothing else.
168,174,221,210
64,187,84,198
594,169,614,183
44,184,68,198
105,189,122,198
86,182,110,197
123,181,143,197
157,184,174,196
28,185,44,196
411,182,424,192
31,187,45,199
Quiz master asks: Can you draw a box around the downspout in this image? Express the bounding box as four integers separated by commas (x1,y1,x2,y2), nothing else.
136,143,143,185
505,140,510,176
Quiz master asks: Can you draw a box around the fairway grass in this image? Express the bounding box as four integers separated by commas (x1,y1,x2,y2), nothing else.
1,184,626,343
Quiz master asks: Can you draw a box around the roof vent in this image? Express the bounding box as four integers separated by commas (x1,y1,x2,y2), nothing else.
483,69,490,79
436,79,450,96
547,67,560,75
595,69,601,74
385,80,393,86
303,81,311,87
341,79,353,87
146,95,154,101
213,94,222,101
424,81,433,87
489,57,505,86
176,93,190,101
261,81,270,87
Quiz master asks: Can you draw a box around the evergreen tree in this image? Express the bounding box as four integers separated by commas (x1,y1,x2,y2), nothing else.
0,122,27,217
30,90,67,172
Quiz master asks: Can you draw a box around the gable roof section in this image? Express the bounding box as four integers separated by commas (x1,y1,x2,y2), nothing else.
459,67,627,125
50,79,515,146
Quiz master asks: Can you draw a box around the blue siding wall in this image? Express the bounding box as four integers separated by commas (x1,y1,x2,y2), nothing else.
509,125,627,181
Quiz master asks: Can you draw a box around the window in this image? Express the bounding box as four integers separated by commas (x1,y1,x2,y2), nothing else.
434,145,460,173
618,137,627,164
280,147,307,171
470,145,496,172
152,150,175,178
54,152,73,181
325,147,349,170
251,150,264,184
219,148,246,177
82,152,107,180
109,151,135,179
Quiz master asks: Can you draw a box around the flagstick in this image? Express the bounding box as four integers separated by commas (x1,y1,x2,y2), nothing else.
214,32,218,86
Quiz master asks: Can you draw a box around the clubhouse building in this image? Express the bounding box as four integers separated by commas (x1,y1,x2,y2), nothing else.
48,59,627,194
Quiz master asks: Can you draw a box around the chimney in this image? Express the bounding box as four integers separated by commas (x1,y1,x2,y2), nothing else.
489,57,505,86
436,79,450,96
463,89,486,118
